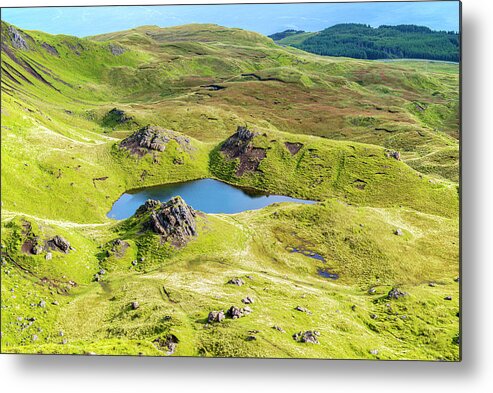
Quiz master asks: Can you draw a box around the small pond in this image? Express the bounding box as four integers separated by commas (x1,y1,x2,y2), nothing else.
108,178,316,220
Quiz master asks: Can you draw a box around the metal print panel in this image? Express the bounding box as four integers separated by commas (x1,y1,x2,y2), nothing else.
0,1,461,360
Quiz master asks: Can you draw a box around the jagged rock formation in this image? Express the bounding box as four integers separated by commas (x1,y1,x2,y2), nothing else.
220,126,266,176
8,26,29,50
136,197,197,246
120,126,192,156
25,234,72,255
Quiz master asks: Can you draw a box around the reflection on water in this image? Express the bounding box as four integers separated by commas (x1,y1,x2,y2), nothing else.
108,178,316,220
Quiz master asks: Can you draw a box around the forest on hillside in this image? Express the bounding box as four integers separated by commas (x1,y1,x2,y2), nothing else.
272,24,460,61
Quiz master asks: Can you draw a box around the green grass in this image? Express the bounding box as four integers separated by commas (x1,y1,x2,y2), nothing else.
1,21,459,360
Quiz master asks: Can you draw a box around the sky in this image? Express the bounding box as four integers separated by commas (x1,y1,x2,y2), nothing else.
1,1,460,37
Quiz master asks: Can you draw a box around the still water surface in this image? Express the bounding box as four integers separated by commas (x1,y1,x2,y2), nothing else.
108,178,316,219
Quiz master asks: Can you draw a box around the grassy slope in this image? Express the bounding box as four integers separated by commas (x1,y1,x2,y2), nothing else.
1,22,459,359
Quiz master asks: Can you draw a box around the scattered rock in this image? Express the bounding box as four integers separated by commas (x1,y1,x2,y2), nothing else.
135,197,197,247
351,305,357,311
370,314,378,320
444,296,452,301
370,349,379,355
241,296,254,304
293,331,319,344
131,301,140,310
52,301,59,306
207,310,225,323
295,306,312,314
38,300,46,308
45,252,52,261
368,287,376,294
32,334,38,342
386,150,401,160
272,325,285,333
387,287,407,300
227,278,244,286
429,282,436,287
245,335,257,341
394,228,403,236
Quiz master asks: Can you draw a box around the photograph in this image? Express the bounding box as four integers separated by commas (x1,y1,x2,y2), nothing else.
1,0,460,360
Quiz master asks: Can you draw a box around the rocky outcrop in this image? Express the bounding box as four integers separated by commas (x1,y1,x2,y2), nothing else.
8,26,29,50
120,126,192,156
220,126,266,176
387,287,407,300
47,235,71,253
136,197,197,247
109,43,125,56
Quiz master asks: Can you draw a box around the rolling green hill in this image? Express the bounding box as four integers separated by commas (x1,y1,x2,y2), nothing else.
272,24,459,62
1,21,459,359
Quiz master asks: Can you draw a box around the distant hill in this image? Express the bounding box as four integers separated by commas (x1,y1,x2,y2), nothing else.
271,24,459,62
268,29,306,41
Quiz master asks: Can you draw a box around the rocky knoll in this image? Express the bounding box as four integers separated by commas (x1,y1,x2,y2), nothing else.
136,197,197,247
220,126,266,176
120,125,192,156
